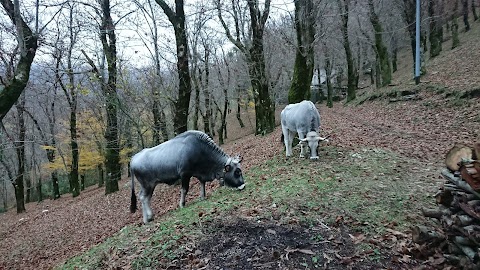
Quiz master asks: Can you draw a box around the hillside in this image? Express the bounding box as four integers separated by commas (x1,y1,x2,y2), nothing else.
1,22,480,270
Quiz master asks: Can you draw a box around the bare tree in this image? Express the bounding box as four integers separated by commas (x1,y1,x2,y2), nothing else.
452,0,460,49
337,0,358,101
155,0,192,135
462,0,470,31
55,3,81,197
217,0,275,135
82,0,122,194
368,0,391,87
429,0,442,58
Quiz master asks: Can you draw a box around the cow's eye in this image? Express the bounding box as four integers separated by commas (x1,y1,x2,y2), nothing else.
234,169,241,177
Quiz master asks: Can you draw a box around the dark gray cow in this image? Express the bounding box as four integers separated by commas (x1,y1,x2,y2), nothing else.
130,130,245,223
281,100,328,159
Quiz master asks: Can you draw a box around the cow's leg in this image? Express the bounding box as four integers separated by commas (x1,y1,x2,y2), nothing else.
298,131,306,158
139,185,154,223
286,130,295,158
180,176,191,208
282,126,292,158
200,181,206,199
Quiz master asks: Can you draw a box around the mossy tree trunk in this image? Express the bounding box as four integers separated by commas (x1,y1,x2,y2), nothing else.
218,0,275,135
288,0,315,104
156,0,192,136
337,0,357,101
368,0,391,87
100,0,120,194
0,0,38,121
429,0,442,58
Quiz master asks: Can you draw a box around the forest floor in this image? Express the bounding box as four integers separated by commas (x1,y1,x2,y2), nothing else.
1,20,480,270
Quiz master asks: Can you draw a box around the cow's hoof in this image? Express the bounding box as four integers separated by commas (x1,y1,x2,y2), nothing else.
299,154,305,158
310,156,319,160
237,183,246,190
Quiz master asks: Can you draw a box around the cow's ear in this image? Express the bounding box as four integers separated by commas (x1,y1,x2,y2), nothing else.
225,164,232,172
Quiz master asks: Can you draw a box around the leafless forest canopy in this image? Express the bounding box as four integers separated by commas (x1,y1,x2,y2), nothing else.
0,0,472,209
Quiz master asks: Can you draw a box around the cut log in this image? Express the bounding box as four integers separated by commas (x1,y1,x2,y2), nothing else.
422,207,452,219
445,145,473,171
453,215,474,226
412,225,445,244
454,236,476,246
441,169,480,199
459,202,480,221
455,243,477,261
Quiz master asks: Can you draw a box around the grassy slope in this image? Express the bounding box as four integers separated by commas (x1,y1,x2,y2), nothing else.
59,21,480,270
60,146,433,269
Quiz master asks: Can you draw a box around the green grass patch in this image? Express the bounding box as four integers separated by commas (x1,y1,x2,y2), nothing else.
59,146,432,269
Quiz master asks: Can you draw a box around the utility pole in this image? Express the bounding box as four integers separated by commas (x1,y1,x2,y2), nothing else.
415,0,421,84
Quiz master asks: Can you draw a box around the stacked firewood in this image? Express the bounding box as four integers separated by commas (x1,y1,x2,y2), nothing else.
413,143,480,269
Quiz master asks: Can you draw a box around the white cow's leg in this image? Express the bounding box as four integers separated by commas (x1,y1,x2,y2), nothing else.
140,186,154,223
282,126,291,158
298,131,306,158
287,130,295,158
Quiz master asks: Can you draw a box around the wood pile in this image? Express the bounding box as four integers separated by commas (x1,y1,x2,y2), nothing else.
413,143,480,269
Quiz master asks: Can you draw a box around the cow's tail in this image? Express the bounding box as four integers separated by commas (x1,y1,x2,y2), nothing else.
130,167,137,213
280,133,284,144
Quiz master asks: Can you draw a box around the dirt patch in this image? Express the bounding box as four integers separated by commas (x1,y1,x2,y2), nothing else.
165,217,400,270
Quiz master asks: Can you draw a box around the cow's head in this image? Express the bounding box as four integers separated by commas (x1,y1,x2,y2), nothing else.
298,131,329,160
223,156,245,190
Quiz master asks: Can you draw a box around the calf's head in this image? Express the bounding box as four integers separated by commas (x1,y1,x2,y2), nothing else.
223,156,245,190
299,131,329,160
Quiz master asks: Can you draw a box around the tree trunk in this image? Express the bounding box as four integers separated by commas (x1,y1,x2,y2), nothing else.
236,95,245,128
429,0,442,58
192,67,201,131
80,175,85,191
14,98,26,213
463,0,471,31
392,36,398,73
100,0,120,194
473,0,478,21
325,56,333,108
288,0,315,104
403,0,417,75
36,178,42,202
368,0,391,87
0,0,38,121
452,1,460,49
97,164,104,187
337,0,357,102
202,47,211,137
156,0,192,136
152,90,162,145
217,0,275,135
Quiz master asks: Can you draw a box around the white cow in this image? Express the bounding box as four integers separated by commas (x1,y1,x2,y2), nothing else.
281,100,328,159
